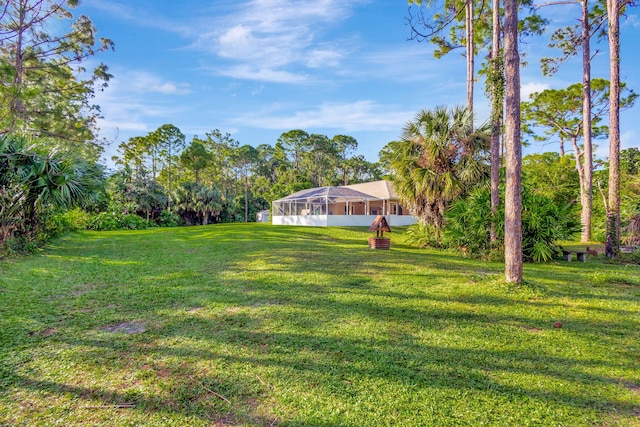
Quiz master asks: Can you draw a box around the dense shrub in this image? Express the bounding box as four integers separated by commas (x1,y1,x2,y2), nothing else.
52,208,91,231
405,223,443,248
1,211,66,257
443,188,496,256
0,135,105,255
444,186,580,262
86,212,148,231
155,210,181,227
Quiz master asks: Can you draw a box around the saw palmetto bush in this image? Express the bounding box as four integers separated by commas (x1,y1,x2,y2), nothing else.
0,135,105,254
444,184,580,262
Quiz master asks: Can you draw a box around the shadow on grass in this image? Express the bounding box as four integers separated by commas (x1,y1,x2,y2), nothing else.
11,370,275,426
44,309,640,421
3,223,640,425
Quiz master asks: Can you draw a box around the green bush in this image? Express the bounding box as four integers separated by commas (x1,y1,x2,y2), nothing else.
86,212,148,231
522,192,580,261
156,210,181,227
444,186,580,262
443,188,496,256
57,208,91,230
405,223,443,248
4,235,40,255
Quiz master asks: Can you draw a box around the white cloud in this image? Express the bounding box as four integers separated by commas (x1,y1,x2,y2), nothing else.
233,100,412,132
98,119,148,133
194,0,357,81
92,68,192,139
217,25,256,59
89,1,359,84
306,47,344,68
88,2,136,20
215,65,308,84
87,1,194,37
359,46,456,84
591,131,638,160
521,82,551,100
125,71,192,94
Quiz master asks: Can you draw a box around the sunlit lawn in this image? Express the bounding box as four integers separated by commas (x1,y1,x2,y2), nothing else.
1,224,639,426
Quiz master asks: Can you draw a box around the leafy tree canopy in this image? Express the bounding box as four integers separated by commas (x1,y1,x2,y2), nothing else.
0,0,114,160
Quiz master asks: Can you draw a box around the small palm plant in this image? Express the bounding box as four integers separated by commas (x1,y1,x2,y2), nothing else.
1,135,105,250
444,184,580,262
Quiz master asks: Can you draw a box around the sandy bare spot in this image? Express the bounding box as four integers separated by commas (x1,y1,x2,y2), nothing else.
102,321,147,334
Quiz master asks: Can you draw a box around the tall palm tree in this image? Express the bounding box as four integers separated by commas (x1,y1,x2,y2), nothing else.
172,183,222,225
173,183,198,225
388,106,489,241
196,186,222,225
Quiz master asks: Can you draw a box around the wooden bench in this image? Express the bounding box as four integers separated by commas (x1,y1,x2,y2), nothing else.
562,250,586,262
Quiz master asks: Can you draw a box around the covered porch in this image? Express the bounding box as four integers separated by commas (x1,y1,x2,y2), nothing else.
271,186,416,227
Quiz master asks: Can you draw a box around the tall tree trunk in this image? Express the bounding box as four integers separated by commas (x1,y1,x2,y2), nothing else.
581,0,593,242
489,0,502,245
606,0,620,257
571,137,593,245
466,0,475,117
244,175,249,222
9,1,27,131
503,0,523,283
167,151,172,212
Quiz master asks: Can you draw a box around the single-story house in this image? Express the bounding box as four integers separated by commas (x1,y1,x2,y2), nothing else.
271,180,417,227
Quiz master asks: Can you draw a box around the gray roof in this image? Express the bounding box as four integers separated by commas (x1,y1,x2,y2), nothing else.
274,186,380,203
343,180,398,199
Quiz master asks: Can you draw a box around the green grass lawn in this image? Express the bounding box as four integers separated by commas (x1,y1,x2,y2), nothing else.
1,224,639,426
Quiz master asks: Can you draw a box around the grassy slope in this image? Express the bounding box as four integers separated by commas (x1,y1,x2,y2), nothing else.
0,224,639,426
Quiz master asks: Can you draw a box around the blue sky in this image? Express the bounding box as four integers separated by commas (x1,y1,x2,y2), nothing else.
74,0,640,168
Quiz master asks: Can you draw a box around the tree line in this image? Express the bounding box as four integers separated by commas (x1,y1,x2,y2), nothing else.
1,0,639,286
110,126,382,226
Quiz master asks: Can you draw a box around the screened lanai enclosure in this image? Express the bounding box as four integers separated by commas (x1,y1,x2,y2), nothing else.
271,180,417,227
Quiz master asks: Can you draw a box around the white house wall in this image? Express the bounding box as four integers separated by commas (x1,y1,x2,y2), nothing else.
272,215,328,226
271,214,416,227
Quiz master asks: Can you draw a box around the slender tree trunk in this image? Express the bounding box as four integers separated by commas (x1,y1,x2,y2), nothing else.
489,0,502,245
10,1,27,130
245,175,249,222
581,0,593,242
571,137,585,187
466,0,475,117
503,0,522,283
606,0,621,257
571,137,593,245
559,140,565,156
167,151,172,212
152,150,157,179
